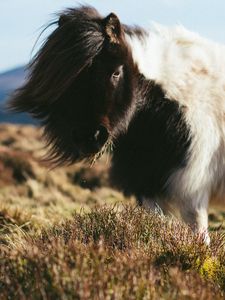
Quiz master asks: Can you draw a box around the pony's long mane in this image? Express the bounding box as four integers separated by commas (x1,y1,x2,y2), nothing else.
9,6,104,120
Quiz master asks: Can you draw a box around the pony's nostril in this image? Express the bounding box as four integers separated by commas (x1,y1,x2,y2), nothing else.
94,125,109,146
94,129,101,141
72,126,109,153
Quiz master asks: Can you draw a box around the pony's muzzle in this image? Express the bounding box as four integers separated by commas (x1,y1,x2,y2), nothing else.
72,125,109,155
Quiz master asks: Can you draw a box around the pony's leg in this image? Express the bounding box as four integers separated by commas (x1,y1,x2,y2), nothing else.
178,191,210,244
139,197,169,215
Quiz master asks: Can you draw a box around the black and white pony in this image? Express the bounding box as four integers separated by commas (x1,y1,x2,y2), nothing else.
9,6,225,243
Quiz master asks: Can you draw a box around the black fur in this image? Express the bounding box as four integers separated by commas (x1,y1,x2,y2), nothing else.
110,76,191,199
8,6,191,201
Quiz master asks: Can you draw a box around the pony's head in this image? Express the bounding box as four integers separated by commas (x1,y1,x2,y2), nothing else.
9,6,137,166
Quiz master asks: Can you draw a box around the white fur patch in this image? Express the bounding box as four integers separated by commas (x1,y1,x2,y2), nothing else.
125,25,225,234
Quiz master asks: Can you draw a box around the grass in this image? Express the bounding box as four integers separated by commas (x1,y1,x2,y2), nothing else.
0,124,224,299
0,206,225,299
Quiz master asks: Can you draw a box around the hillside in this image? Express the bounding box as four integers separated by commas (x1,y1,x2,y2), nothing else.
0,124,224,299
0,67,34,124
0,67,25,93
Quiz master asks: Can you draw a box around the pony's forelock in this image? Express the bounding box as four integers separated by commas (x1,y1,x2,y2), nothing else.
8,6,106,119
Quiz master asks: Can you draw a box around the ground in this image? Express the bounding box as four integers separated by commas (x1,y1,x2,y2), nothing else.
0,124,224,299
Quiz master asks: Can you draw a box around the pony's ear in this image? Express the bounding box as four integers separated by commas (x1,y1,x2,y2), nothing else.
104,13,122,44
58,14,70,26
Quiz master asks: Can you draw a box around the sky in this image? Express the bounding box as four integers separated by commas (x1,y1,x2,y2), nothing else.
1,0,225,73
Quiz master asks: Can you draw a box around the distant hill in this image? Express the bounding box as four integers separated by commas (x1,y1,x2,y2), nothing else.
0,66,35,124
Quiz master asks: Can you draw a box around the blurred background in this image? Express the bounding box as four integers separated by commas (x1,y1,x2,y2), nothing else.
1,0,225,123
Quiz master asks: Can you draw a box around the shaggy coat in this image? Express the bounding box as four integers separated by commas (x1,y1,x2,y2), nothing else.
9,6,225,243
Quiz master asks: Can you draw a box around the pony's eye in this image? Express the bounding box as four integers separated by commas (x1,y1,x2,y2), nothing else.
112,71,121,78
111,66,123,81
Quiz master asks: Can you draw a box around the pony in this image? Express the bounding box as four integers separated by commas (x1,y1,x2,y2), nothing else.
9,6,225,244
